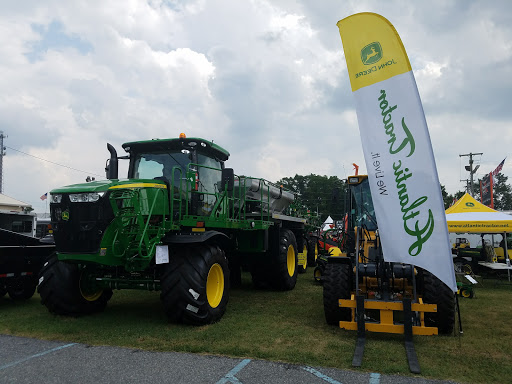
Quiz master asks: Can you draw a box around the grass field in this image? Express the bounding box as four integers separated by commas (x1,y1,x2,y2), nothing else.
1,271,511,384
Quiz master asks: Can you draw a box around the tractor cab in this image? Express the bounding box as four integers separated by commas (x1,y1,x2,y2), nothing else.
347,175,376,231
345,175,378,261
111,133,232,218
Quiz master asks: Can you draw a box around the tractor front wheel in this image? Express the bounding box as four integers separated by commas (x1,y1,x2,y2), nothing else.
38,254,112,316
323,262,352,325
160,244,230,325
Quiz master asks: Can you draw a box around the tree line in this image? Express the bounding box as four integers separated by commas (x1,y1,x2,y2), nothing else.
277,173,512,223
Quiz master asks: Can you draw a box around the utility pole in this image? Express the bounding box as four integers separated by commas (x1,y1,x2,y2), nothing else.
460,152,482,197
459,178,470,194
0,131,6,194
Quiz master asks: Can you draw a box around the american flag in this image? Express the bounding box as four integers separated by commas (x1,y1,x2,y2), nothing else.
40,193,48,201
492,158,506,176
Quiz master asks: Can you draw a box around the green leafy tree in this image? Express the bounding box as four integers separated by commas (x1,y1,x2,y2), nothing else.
440,184,465,209
471,173,512,210
493,173,512,210
277,174,346,222
455,190,465,200
441,184,449,209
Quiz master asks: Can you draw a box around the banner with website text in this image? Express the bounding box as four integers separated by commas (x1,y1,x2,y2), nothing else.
337,13,456,291
480,173,493,208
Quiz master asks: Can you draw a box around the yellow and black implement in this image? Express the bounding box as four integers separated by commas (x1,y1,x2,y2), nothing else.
322,175,455,373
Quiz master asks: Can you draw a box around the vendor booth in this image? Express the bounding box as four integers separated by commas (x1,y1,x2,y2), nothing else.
446,193,512,280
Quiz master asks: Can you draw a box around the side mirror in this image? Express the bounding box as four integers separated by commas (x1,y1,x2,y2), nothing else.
221,168,234,192
105,159,110,178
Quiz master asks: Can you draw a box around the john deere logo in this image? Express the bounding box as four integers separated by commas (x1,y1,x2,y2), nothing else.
465,202,475,207
361,42,383,65
62,210,70,221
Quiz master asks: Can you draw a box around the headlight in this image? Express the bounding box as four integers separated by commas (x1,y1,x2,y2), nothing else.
69,192,105,203
51,194,62,203
89,192,105,202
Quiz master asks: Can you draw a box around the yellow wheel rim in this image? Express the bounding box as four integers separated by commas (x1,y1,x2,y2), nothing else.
314,269,321,279
79,272,103,302
81,289,103,302
461,289,471,298
207,263,224,308
314,243,318,262
287,245,296,277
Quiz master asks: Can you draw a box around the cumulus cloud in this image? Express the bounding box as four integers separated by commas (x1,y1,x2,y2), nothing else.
0,0,510,214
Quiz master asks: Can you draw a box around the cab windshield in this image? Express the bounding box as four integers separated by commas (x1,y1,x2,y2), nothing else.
131,150,223,216
350,178,377,231
132,151,190,184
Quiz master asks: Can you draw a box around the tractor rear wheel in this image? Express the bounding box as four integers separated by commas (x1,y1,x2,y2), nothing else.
307,237,318,267
38,254,112,316
6,276,37,300
313,267,322,283
460,288,474,298
420,269,455,335
160,244,230,325
323,262,352,325
269,229,298,291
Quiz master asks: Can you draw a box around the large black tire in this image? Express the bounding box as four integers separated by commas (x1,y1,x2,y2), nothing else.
0,283,7,298
160,244,230,325
269,229,298,291
323,262,352,325
420,270,455,335
6,277,37,300
460,288,474,298
307,237,318,267
313,266,322,283
38,254,112,316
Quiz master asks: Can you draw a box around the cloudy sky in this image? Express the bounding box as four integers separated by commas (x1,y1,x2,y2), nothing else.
1,0,511,213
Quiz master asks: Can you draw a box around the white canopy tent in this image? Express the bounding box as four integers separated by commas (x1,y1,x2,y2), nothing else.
321,216,334,232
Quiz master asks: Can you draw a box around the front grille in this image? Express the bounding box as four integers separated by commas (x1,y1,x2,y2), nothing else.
51,194,114,253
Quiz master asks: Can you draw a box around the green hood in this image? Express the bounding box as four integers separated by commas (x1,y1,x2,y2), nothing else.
50,179,163,194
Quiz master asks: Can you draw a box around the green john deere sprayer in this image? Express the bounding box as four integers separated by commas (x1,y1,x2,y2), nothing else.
38,134,318,325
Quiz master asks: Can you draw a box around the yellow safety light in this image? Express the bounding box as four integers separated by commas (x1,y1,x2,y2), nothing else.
179,133,186,138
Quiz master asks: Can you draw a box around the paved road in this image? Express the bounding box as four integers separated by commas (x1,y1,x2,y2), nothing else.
0,335,458,384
